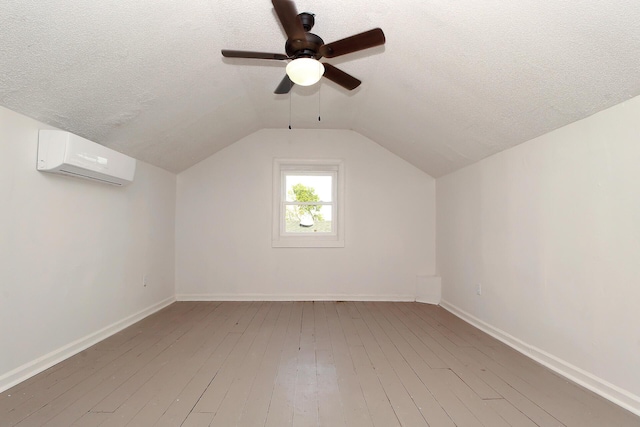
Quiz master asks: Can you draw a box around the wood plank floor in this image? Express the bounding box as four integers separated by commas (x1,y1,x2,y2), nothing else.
1,302,639,426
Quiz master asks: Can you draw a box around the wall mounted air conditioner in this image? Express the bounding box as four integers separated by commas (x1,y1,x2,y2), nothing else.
37,130,136,186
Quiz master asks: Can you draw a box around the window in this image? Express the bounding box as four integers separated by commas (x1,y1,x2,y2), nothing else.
272,159,344,247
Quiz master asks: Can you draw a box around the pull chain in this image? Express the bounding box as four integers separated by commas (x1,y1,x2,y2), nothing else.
318,83,321,122
288,82,292,130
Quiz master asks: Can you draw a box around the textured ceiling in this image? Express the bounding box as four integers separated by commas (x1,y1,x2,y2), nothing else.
2,0,640,177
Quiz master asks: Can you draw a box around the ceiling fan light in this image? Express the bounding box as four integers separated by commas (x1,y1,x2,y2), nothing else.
286,58,325,86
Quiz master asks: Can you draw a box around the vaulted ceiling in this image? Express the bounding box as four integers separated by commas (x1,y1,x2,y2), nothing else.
2,0,639,177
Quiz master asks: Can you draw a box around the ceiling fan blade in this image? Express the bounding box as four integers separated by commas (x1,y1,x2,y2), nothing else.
322,63,361,90
275,75,294,94
272,0,306,41
222,50,289,60
320,28,386,58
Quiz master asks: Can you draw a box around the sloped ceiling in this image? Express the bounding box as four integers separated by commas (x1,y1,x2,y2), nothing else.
2,0,639,177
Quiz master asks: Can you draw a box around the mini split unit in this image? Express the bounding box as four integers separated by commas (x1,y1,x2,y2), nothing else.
37,130,136,186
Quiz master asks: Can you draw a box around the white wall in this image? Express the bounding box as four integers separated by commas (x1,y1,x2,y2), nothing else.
0,106,176,391
437,96,640,414
176,129,436,300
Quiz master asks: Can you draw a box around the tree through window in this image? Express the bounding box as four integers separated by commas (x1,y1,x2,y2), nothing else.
285,177,331,233
273,159,344,247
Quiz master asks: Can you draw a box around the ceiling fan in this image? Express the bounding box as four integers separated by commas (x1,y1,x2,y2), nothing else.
221,0,386,94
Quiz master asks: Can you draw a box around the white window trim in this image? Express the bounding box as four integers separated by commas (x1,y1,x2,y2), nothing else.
272,158,345,248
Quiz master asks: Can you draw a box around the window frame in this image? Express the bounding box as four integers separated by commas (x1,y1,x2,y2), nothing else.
272,159,345,248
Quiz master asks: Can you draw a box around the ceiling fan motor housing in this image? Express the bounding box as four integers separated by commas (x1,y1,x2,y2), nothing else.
285,32,324,59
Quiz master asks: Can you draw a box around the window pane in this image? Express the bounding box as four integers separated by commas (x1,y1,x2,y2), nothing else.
284,204,333,233
285,175,332,202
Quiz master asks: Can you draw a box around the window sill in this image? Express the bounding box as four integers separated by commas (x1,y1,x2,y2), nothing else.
272,238,345,248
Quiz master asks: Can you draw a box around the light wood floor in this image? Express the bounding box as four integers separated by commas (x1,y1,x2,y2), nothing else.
1,302,639,426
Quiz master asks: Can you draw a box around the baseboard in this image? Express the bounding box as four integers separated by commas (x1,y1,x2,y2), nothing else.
176,293,416,302
440,300,640,417
0,296,176,394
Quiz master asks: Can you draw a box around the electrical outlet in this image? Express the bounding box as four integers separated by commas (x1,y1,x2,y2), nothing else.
476,283,482,295
143,274,148,288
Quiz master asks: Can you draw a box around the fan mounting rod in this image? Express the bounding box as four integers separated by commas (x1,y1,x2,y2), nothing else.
298,12,315,31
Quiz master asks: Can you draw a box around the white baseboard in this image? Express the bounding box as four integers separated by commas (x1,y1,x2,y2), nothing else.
0,296,175,394
440,300,640,417
176,293,416,302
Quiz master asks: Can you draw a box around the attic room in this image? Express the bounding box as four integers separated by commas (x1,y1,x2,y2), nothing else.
1,0,639,425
